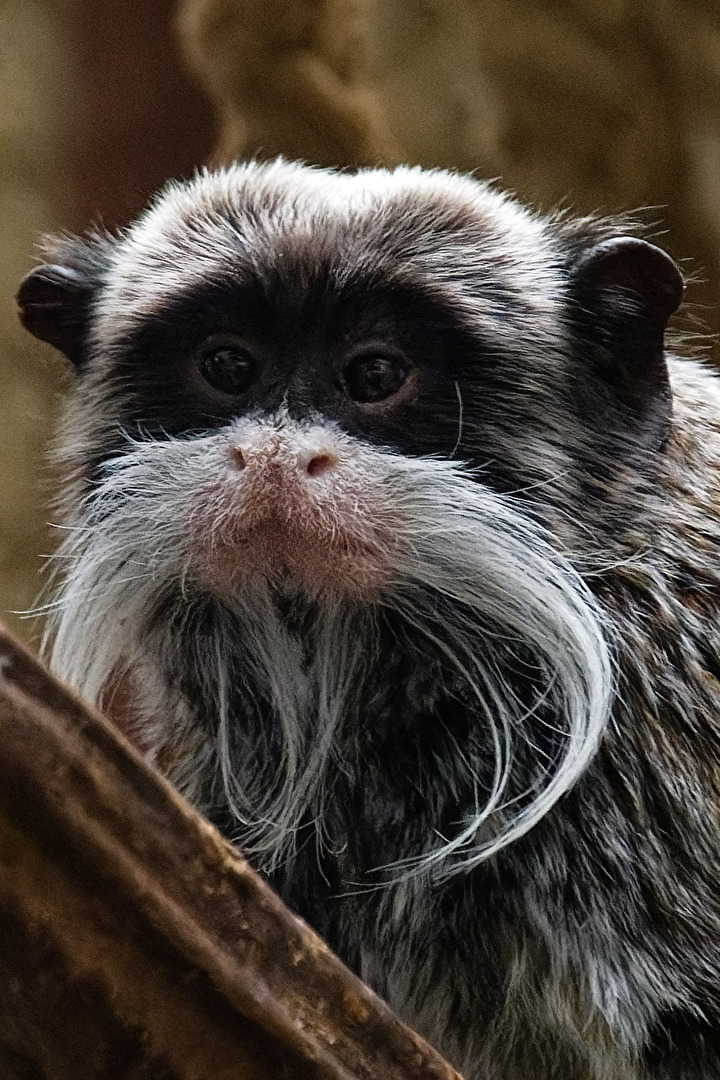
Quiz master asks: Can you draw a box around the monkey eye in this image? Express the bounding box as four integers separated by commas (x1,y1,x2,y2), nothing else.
199,344,257,396
341,353,409,404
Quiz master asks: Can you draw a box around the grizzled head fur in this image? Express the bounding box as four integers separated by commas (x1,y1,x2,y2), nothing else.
21,161,720,1077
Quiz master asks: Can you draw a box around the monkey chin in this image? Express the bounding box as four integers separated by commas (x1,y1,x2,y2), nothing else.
196,511,394,600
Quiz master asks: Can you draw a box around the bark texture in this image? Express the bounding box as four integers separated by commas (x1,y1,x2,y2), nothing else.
0,624,463,1080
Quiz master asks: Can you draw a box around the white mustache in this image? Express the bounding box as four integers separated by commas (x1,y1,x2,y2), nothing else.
42,413,614,883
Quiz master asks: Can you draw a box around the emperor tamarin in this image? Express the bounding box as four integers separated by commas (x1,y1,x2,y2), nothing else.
17,159,720,1079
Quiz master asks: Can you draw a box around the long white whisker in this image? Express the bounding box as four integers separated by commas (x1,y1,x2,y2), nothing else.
451,379,464,459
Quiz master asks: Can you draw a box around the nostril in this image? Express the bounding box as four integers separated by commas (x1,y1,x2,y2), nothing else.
306,453,336,477
230,446,246,470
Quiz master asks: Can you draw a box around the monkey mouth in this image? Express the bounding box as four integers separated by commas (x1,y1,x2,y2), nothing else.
218,519,389,595
192,477,394,598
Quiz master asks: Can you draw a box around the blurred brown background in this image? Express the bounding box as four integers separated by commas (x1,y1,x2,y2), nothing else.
3,0,720,642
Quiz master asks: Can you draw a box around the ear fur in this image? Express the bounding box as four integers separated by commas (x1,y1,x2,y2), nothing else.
16,234,113,367
569,237,684,444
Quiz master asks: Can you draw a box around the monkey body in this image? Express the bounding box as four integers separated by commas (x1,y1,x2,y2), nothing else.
17,160,720,1077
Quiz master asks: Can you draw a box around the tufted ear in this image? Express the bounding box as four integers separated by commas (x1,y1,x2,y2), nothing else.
569,237,684,444
16,236,112,368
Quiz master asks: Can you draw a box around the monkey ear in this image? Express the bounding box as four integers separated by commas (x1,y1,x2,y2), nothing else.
16,238,111,367
569,237,684,429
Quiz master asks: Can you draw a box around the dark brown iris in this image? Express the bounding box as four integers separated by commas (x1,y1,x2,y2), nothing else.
200,346,257,395
342,354,408,403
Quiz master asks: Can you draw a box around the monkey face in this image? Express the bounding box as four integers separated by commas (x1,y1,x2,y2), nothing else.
79,278,489,599
18,161,576,596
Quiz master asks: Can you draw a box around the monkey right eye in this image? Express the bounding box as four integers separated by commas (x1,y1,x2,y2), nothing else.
341,353,409,404
199,345,257,396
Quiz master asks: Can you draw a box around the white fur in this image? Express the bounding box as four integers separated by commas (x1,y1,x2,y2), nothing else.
44,413,613,882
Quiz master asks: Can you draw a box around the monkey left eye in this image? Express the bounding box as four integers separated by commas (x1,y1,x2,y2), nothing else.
199,345,257,395
341,354,409,404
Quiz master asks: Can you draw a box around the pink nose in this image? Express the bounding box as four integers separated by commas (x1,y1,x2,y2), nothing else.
229,445,338,476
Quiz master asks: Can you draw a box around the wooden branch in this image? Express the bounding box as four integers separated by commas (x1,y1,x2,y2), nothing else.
0,625,463,1080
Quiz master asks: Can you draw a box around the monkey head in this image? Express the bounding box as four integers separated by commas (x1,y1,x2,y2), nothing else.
16,160,686,876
